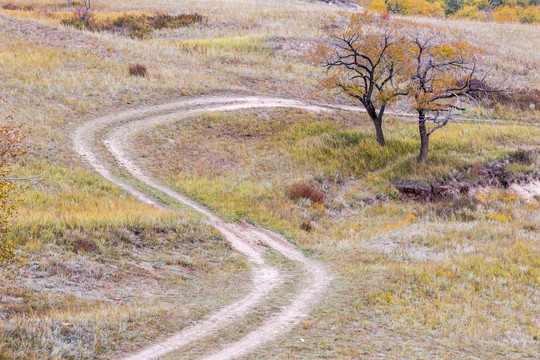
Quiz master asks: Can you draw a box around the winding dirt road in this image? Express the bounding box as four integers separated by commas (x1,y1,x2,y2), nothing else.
73,96,339,360
73,94,539,359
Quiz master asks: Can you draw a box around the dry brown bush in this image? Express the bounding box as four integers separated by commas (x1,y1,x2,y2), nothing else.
461,79,540,111
300,219,313,232
287,183,325,204
128,63,148,77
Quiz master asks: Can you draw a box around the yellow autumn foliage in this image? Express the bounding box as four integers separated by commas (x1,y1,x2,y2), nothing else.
367,0,389,13
454,5,481,19
0,120,26,275
492,5,539,23
384,0,445,17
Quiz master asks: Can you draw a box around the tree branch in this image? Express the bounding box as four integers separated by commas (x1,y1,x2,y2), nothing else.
3,172,61,187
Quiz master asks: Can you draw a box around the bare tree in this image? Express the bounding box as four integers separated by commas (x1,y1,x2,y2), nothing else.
320,14,409,146
408,35,501,162
75,0,93,27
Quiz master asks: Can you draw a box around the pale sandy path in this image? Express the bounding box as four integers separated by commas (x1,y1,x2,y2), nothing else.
74,96,334,360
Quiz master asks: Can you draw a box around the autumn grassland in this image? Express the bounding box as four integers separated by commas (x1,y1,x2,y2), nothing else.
0,0,538,359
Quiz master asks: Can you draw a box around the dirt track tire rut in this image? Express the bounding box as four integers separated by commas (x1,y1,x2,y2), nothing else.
73,96,333,360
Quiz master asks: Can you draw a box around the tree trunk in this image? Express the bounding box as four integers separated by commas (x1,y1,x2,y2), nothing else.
373,119,386,146
417,111,429,163
366,102,385,147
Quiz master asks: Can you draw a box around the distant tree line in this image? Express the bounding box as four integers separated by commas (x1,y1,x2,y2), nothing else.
366,0,539,23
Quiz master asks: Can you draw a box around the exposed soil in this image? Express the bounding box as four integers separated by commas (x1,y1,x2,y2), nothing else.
395,161,540,202
0,14,117,58
312,0,361,8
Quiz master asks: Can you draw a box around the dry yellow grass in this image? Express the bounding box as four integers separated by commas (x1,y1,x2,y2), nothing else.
0,0,538,358
1,163,252,359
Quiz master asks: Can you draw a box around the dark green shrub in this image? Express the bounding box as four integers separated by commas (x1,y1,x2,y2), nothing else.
61,17,85,30
113,14,152,38
149,12,206,29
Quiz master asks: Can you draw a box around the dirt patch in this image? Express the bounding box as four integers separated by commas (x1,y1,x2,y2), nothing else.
396,153,540,202
269,38,319,59
395,180,471,202
396,174,540,202
509,180,540,202
311,0,361,8
0,14,120,59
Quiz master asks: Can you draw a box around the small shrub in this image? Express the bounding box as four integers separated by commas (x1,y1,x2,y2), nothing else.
0,348,15,359
74,7,94,26
491,5,539,24
380,11,391,20
128,63,148,77
523,222,537,232
434,197,478,221
113,14,152,38
385,0,444,16
61,8,95,29
511,88,540,111
112,13,205,38
149,12,206,29
61,16,85,30
367,0,388,14
287,183,325,204
459,79,540,111
1,3,17,10
519,6,539,24
492,5,519,23
454,5,480,19
300,219,313,232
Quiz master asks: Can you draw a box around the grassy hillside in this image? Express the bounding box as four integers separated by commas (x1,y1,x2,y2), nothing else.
0,0,538,358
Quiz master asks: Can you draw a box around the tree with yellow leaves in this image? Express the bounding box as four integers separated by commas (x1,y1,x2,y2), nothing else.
408,35,500,162
320,13,410,146
0,119,26,275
